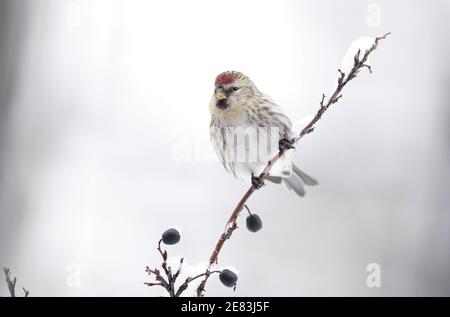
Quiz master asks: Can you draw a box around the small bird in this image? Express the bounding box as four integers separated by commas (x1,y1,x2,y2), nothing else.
209,71,318,196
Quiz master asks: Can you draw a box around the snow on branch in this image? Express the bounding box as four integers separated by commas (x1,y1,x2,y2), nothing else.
299,33,391,138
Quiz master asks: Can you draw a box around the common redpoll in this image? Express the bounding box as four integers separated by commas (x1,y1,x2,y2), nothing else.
209,71,318,196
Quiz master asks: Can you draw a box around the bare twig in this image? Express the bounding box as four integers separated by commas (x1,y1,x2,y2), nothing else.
145,240,177,296
196,32,390,297
175,271,220,297
144,282,163,287
3,267,29,297
299,33,391,139
172,257,184,282
4,268,16,297
146,241,207,297
22,287,29,297
155,239,176,297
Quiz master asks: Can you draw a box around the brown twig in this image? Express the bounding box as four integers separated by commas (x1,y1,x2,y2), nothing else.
146,240,210,297
145,240,179,297
145,266,170,289
299,33,390,139
196,32,390,297
175,270,220,297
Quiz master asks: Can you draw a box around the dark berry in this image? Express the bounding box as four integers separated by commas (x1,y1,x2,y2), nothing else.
246,214,262,232
219,269,238,288
162,228,180,245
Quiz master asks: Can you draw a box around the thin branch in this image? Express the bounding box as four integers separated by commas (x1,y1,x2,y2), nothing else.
4,268,16,297
299,32,391,139
148,240,176,297
172,257,184,282
3,267,29,297
175,270,220,297
157,240,171,281
196,32,390,297
145,266,170,291
146,242,203,297
144,282,163,287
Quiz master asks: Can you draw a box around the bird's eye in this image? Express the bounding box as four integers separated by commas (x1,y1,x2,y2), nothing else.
232,87,240,91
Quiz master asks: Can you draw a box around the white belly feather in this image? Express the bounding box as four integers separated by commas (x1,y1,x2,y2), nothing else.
210,112,293,182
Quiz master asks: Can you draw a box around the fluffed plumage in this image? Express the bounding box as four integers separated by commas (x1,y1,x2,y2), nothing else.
209,71,317,196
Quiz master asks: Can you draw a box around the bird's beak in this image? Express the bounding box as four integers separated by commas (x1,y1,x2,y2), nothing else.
215,90,229,109
215,91,227,101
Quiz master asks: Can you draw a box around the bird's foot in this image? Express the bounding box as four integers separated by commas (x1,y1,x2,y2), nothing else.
251,174,265,190
279,138,295,151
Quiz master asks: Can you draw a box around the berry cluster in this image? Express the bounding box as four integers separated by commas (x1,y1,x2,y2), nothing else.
146,204,264,295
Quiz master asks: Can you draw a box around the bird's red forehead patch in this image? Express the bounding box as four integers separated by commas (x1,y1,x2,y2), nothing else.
215,72,235,86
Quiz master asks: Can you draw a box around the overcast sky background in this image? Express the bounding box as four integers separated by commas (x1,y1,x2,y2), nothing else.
0,0,449,296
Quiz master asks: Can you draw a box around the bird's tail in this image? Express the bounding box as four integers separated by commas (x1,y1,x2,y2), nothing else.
269,163,318,197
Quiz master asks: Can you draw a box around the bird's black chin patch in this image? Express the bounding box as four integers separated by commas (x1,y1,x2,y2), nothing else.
217,99,229,109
